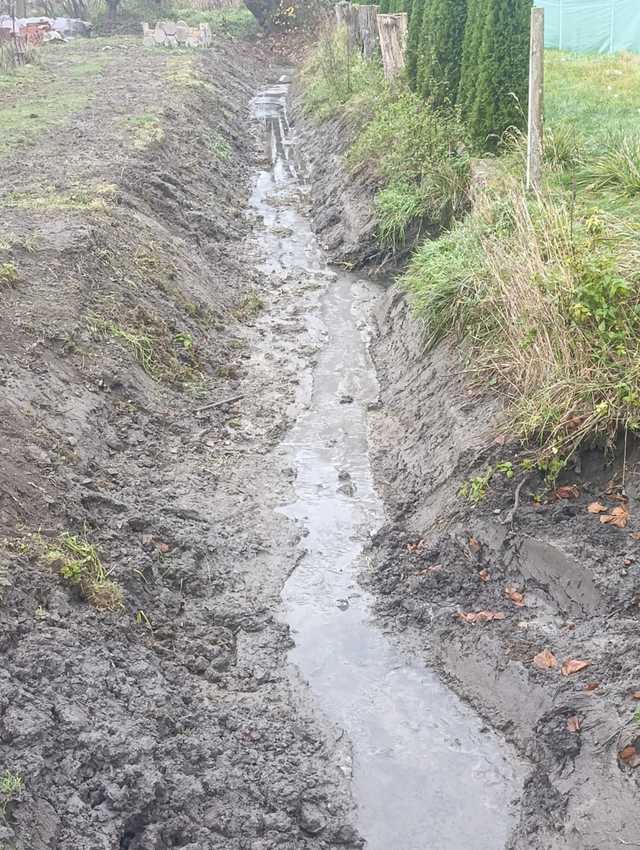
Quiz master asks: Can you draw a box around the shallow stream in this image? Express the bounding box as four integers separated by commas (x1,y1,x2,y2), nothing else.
251,72,524,850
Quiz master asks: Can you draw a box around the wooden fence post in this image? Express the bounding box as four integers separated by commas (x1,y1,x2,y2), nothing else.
356,4,379,59
526,7,544,192
376,12,407,79
335,1,350,28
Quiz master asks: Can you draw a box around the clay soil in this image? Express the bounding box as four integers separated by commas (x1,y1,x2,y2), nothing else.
0,35,360,850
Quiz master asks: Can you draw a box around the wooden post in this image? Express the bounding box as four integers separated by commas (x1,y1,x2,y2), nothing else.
526,7,544,192
335,1,358,50
356,4,379,59
335,0,351,28
376,12,408,79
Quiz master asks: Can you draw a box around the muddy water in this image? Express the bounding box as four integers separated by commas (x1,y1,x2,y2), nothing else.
251,74,525,849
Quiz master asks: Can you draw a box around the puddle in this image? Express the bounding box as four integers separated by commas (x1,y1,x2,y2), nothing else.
251,72,525,850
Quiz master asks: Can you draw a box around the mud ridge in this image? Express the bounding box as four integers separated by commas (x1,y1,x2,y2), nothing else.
293,102,640,849
0,41,361,849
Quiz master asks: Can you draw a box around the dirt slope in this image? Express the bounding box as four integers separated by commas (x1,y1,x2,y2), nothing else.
0,38,360,849
297,107,640,849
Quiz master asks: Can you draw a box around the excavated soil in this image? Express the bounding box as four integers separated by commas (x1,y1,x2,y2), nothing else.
296,103,640,849
4,30,640,850
0,37,361,850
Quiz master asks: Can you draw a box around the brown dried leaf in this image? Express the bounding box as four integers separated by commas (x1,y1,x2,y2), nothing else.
632,691,640,700
611,506,630,528
468,537,481,554
561,658,591,676
555,485,579,500
566,715,582,733
587,501,607,514
158,542,170,554
456,610,506,624
630,532,640,541
478,569,490,582
619,745,640,768
601,505,629,528
416,564,442,576
505,586,525,607
533,649,558,670
585,682,600,692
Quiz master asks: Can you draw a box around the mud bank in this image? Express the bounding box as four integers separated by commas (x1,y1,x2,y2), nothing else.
0,40,361,849
294,106,640,848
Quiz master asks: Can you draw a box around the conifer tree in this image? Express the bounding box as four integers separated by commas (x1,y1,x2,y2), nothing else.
405,0,426,86
416,0,467,107
465,0,531,149
457,0,485,116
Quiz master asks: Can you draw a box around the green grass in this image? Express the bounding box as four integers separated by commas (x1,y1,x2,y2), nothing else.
169,6,257,36
545,51,640,148
43,533,123,611
1,184,116,212
0,52,110,157
400,49,640,457
302,30,470,246
0,263,18,289
90,315,202,384
0,772,22,797
125,112,166,150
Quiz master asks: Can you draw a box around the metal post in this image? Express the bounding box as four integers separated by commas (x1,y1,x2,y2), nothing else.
526,7,544,192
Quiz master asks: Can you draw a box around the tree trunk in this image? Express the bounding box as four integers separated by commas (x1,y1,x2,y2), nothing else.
356,4,379,58
376,12,407,78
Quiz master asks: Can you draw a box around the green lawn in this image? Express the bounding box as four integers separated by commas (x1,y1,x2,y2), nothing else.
545,50,640,149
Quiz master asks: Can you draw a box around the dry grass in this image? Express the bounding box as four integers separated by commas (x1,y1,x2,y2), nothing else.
404,173,640,456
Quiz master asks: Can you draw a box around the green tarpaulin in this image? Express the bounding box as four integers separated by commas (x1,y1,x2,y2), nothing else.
535,0,640,54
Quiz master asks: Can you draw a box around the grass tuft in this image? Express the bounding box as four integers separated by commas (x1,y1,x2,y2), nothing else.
0,263,18,289
44,533,123,611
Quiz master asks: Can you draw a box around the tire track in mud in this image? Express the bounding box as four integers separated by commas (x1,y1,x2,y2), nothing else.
249,72,526,850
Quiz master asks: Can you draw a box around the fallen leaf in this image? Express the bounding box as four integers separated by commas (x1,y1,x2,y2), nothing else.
478,568,490,582
566,715,582,732
632,692,640,700
619,745,640,768
601,505,629,528
416,564,442,576
533,649,558,670
456,610,506,624
561,658,591,676
630,532,640,541
585,681,600,692
624,558,635,566
158,542,170,554
468,537,481,554
505,586,525,607
494,434,507,446
587,501,607,514
555,485,579,500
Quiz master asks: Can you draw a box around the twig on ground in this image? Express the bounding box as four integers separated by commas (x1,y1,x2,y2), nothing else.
195,394,245,414
502,475,530,527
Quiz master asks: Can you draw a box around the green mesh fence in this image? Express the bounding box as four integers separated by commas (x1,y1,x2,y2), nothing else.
535,0,640,54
